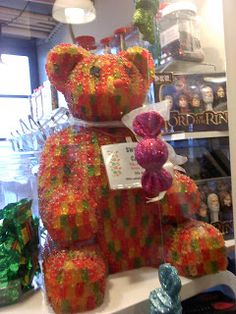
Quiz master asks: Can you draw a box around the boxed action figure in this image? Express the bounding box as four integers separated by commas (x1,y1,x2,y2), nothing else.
154,72,228,132
196,177,233,240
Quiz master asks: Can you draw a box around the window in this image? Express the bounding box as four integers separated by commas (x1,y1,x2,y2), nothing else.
0,54,31,139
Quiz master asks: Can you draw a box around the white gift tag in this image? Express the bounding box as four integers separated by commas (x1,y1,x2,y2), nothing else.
101,142,144,190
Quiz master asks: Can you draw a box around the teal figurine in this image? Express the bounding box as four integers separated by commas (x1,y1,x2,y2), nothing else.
149,263,182,314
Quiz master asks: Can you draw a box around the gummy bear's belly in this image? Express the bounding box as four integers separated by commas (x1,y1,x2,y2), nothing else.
72,127,162,273
96,188,162,273
40,126,162,273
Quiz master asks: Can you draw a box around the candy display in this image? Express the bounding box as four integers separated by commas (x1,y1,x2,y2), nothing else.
39,43,227,313
0,199,39,306
158,2,204,64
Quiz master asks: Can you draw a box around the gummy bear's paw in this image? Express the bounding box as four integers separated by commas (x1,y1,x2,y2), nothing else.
165,221,228,277
43,246,107,313
40,186,98,247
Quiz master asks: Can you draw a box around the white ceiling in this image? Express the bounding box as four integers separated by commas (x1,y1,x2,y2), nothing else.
0,0,57,39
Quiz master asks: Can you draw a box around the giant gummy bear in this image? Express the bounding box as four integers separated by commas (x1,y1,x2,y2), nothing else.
39,44,227,313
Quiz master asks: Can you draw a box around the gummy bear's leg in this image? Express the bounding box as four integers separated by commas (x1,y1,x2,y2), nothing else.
164,220,228,277
43,245,107,313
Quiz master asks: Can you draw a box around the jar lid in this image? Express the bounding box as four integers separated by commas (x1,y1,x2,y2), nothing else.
114,25,133,35
75,36,97,50
100,36,113,46
161,2,197,17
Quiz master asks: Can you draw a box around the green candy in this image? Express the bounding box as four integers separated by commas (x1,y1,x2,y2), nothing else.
0,279,22,306
0,199,40,305
133,0,159,45
135,0,159,11
133,9,156,44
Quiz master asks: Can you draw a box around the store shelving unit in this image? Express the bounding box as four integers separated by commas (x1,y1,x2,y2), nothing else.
1,264,236,314
157,59,216,75
163,130,229,141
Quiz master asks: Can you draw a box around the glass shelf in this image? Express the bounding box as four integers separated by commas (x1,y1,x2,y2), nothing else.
163,130,229,141
156,59,216,74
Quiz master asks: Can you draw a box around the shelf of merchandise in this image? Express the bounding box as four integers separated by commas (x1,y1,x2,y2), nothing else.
1,267,236,314
163,130,229,141
156,59,216,74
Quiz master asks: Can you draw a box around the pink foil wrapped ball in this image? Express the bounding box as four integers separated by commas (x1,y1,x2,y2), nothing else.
133,111,164,138
135,138,168,171
141,169,173,197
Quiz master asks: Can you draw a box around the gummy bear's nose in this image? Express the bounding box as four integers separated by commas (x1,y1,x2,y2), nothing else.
113,79,125,88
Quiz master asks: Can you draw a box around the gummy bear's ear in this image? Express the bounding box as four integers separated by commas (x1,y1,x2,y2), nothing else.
122,46,155,89
46,43,91,93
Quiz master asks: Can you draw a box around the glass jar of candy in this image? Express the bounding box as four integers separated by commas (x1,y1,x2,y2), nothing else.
158,2,204,64
0,152,39,212
0,152,40,306
100,36,113,54
75,35,98,53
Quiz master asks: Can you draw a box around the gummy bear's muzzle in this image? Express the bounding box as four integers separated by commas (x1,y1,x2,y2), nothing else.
113,79,126,88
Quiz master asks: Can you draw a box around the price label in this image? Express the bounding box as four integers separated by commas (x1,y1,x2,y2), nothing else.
101,142,144,190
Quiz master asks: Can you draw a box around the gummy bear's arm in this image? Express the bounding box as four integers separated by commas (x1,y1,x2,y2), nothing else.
164,220,227,277
38,127,98,245
38,130,69,199
159,171,200,224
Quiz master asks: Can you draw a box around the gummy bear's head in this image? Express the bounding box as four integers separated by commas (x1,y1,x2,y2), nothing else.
46,44,154,121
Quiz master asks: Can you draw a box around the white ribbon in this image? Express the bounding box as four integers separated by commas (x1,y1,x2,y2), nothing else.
121,100,170,135
69,116,124,128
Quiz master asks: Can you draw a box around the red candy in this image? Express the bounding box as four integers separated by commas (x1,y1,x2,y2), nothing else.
40,42,228,314
142,169,173,197
43,246,107,313
46,45,155,122
165,221,228,277
133,111,164,138
160,171,201,223
133,111,171,198
40,186,98,247
135,138,168,170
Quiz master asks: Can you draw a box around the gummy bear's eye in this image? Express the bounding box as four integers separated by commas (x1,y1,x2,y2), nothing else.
90,66,101,78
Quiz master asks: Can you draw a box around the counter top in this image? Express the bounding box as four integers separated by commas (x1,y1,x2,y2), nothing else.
1,266,236,314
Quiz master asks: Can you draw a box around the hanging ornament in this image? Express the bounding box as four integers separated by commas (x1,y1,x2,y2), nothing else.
132,111,173,198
